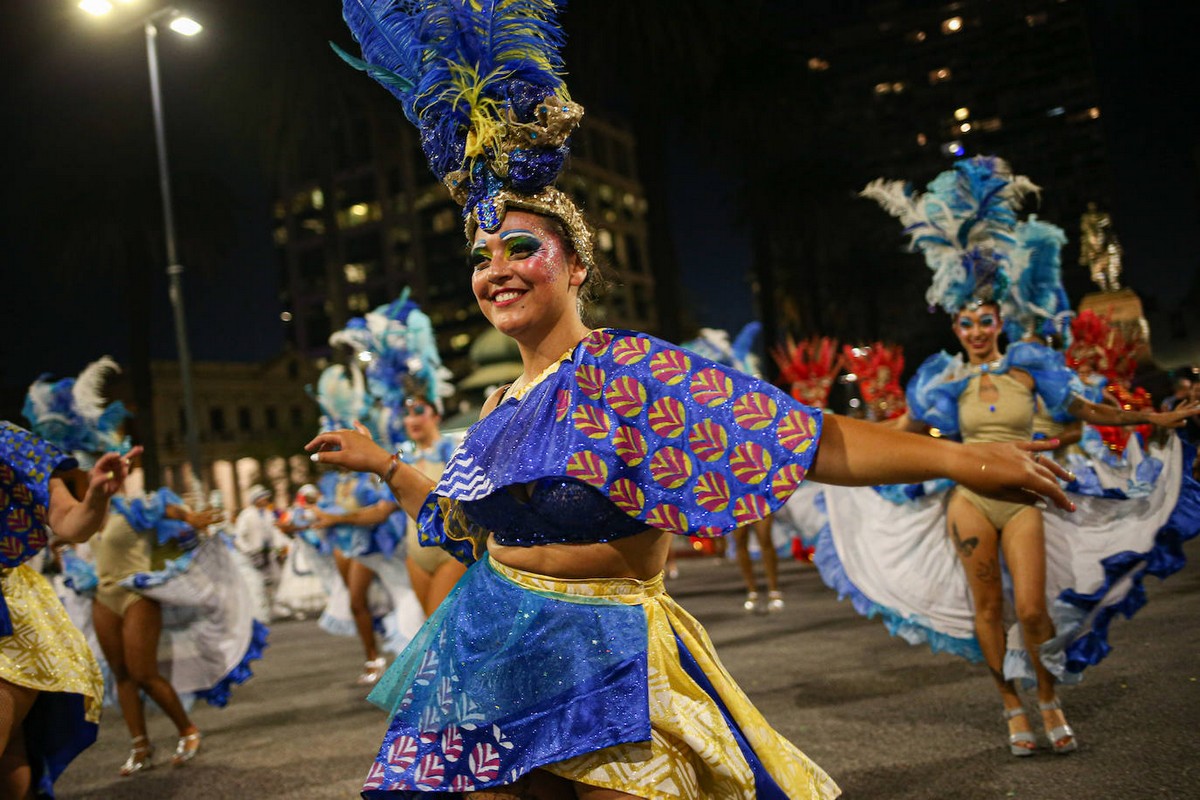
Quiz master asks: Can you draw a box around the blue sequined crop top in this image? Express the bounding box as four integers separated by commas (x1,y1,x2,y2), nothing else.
461,477,649,547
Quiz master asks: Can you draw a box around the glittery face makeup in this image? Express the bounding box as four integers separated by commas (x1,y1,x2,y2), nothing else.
953,304,1002,362
469,211,583,336
955,314,997,332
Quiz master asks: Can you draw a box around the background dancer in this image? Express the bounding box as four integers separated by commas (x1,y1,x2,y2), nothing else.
819,156,1200,757
310,7,1075,795
25,359,267,777
0,418,135,798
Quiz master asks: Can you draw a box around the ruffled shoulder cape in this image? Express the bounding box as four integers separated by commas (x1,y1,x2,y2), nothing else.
111,487,196,547
420,329,823,564
906,341,1080,436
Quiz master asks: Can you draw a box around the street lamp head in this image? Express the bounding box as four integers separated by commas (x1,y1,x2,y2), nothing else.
79,0,114,16
168,15,202,36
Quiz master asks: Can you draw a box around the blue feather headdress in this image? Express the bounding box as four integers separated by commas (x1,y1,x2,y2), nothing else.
334,0,594,269
309,364,372,434
22,357,132,458
681,322,763,377
329,289,455,414
862,156,1050,320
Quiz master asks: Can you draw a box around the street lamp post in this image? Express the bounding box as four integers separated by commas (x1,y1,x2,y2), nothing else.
80,2,205,493
144,12,204,493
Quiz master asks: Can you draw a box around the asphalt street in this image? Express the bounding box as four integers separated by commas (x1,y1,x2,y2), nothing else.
57,539,1200,799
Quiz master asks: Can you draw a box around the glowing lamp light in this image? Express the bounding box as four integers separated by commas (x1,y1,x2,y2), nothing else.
357,351,373,363
280,311,293,322
79,0,114,15
959,122,972,133
954,107,970,121
942,16,963,33
168,16,203,36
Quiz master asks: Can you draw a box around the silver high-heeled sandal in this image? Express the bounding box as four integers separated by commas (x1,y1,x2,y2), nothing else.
357,657,387,685
172,731,202,766
1004,706,1037,757
1038,698,1078,754
120,735,154,776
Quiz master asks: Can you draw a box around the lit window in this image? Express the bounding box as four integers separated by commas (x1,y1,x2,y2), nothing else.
916,133,928,146
450,333,471,350
874,82,892,95
1088,106,1101,119
807,57,830,72
959,122,972,133
350,203,368,217
941,16,963,34
311,189,325,210
954,107,970,121
940,141,965,157
907,30,927,43
431,208,457,234
929,67,952,84
348,293,370,312
1047,106,1066,117
598,229,614,253
344,264,367,284
892,82,906,93
280,311,293,322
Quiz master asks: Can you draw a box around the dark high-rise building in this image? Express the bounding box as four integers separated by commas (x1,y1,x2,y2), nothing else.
758,0,1110,358
272,108,656,380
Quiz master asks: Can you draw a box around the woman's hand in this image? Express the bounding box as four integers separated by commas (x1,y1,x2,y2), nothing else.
185,508,225,529
309,508,336,529
86,446,144,504
305,422,391,476
1147,400,1200,429
953,439,1075,511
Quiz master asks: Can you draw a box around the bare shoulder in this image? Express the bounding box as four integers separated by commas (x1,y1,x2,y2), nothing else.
478,384,511,421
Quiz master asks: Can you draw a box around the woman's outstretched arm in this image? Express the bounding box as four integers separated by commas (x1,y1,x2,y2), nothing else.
808,415,1074,510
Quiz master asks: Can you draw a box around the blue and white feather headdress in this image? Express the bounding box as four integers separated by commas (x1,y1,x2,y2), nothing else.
862,156,1070,339
329,289,455,414
334,0,594,269
681,322,763,378
22,356,132,457
310,364,371,434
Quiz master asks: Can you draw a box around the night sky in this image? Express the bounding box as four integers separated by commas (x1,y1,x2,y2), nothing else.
3,1,1199,417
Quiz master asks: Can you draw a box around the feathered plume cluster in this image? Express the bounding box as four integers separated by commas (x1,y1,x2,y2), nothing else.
841,343,906,419
771,336,842,409
23,357,131,455
329,289,454,412
680,322,763,377
326,289,455,449
334,0,579,225
1065,310,1139,385
310,364,372,434
862,156,1069,335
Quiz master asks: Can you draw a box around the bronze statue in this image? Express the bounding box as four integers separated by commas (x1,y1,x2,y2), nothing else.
1079,202,1123,292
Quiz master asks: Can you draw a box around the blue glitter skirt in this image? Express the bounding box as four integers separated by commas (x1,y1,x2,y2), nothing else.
362,556,838,798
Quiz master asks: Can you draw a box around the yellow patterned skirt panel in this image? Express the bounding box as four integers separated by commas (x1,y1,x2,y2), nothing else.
490,560,840,800
0,564,104,724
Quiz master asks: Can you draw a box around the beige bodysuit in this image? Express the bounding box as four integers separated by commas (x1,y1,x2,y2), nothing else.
93,513,185,616
954,372,1039,529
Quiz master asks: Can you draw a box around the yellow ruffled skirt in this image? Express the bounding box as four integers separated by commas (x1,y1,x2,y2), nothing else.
0,564,104,793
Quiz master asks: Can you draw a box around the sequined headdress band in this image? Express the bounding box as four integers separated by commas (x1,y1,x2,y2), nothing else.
335,1,594,271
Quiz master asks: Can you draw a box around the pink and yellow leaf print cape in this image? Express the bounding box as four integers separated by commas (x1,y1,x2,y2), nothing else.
420,329,823,562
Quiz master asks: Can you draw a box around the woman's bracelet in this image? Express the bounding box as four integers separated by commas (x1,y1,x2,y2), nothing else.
381,452,401,484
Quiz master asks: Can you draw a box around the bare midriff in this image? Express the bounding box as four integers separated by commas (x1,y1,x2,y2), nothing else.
487,527,672,581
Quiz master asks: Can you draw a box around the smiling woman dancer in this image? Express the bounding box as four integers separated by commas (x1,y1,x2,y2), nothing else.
814,157,1200,759
310,4,1073,798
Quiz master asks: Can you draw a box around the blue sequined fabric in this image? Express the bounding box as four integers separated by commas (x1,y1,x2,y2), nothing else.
111,487,197,548
364,557,650,796
419,329,823,564
0,421,77,567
